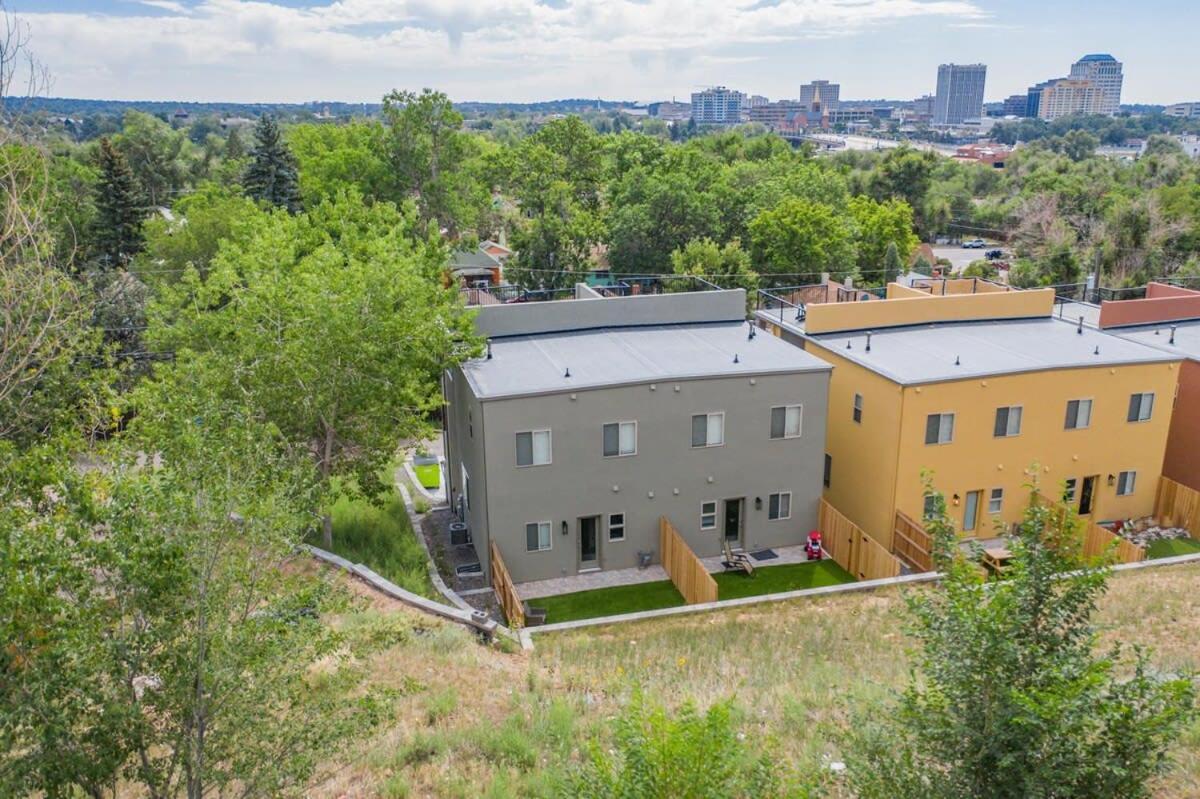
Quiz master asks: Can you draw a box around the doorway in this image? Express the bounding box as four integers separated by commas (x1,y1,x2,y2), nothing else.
578,515,600,570
722,498,744,546
1079,475,1098,516
963,490,982,533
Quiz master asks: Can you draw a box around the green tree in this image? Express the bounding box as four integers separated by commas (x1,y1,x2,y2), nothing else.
113,111,191,207
224,125,246,160
1058,129,1101,162
243,114,301,213
92,137,145,268
138,182,264,285
669,237,757,295
845,481,1196,799
882,241,903,284
748,197,855,283
289,120,391,205
847,195,919,280
867,146,938,228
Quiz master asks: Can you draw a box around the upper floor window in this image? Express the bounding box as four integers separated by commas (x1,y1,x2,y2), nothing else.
1064,399,1092,430
770,405,803,439
1064,478,1077,504
925,413,955,445
691,412,725,448
1117,471,1137,496
516,429,552,467
1127,393,1154,423
603,421,637,457
994,406,1022,438
853,393,863,424
823,453,832,488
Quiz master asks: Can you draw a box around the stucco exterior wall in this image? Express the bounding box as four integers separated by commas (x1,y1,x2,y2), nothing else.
1164,359,1200,492
443,366,492,573
1098,283,1200,329
805,288,1055,334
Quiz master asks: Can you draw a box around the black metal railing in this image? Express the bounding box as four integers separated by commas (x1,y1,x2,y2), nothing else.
755,287,806,324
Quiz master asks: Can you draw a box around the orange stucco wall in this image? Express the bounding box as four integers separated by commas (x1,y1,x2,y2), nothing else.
1164,358,1200,492
806,287,1054,334
1098,283,1200,329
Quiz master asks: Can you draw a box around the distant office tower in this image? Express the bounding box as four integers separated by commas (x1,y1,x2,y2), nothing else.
1069,54,1123,115
1036,78,1106,120
1165,102,1200,119
799,80,840,113
690,86,747,125
1001,94,1028,117
933,63,987,125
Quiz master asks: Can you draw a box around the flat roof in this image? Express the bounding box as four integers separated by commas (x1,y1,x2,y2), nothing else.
1109,319,1200,361
806,317,1179,386
462,322,832,400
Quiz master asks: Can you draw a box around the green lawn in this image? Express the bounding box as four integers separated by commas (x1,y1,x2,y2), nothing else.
1146,536,1200,559
413,462,441,490
533,561,857,624
318,493,435,598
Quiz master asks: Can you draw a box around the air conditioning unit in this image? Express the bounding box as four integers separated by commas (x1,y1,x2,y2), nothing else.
449,521,471,546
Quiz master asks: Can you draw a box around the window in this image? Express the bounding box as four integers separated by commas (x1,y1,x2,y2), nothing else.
1127,393,1155,423
1064,399,1093,430
603,421,637,457
608,513,626,542
700,501,717,530
924,413,955,445
1117,471,1137,496
768,492,792,521
691,412,725,448
1063,478,1077,504
525,521,551,552
823,453,832,488
922,494,940,519
516,430,552,466
770,405,803,439
853,393,863,424
993,406,1023,438
988,488,1004,514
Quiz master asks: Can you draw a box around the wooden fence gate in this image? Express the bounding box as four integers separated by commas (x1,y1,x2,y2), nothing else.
818,499,902,581
892,510,933,572
1155,476,1200,533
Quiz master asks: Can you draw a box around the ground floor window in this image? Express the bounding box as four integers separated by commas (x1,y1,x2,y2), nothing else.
525,521,552,552
700,501,717,530
608,512,625,541
1117,471,1137,496
923,494,939,519
768,492,791,521
989,488,1004,514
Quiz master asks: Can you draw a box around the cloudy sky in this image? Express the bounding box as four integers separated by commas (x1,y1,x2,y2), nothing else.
9,0,1199,105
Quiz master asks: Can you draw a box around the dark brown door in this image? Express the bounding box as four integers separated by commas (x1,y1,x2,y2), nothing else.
1079,476,1098,516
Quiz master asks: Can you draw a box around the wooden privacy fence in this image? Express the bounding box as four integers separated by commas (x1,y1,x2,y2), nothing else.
659,517,718,605
893,510,934,572
489,541,524,628
1033,493,1145,564
1155,477,1200,532
819,499,902,581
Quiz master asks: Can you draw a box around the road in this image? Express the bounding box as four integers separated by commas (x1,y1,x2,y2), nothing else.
932,245,1003,274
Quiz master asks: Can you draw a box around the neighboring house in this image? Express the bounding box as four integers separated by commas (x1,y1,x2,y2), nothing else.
1098,283,1200,492
756,280,1181,550
447,247,504,288
443,285,832,585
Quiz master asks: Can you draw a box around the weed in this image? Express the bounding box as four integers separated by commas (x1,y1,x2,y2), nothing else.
378,774,410,799
394,731,446,768
423,687,458,726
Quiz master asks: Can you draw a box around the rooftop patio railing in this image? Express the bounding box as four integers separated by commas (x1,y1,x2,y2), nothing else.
755,286,808,324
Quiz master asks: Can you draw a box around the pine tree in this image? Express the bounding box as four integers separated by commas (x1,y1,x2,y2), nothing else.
243,115,301,213
883,241,903,284
225,126,246,160
92,137,145,270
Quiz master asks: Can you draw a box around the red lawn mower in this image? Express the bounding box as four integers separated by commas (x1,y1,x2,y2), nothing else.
805,530,823,561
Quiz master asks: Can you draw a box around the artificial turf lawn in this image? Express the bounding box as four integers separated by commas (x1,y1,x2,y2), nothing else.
413,462,441,489
533,560,857,623
1146,536,1200,559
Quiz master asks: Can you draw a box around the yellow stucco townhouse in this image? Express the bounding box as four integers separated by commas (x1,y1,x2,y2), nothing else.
756,279,1182,555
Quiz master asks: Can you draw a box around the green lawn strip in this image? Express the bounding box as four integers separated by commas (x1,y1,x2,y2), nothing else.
413,462,441,490
320,492,436,599
534,561,857,624
1146,536,1200,559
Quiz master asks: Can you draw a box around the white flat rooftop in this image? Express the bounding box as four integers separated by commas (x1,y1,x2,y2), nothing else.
463,322,831,399
806,317,1179,385
1110,319,1200,362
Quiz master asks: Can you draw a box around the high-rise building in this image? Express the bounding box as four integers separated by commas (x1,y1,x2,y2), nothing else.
799,80,840,113
1165,102,1200,119
1001,94,1029,117
690,86,747,125
1069,54,1123,115
933,63,987,125
1036,78,1107,120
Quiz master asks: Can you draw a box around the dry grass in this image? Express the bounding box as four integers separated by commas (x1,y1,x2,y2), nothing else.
307,561,1200,798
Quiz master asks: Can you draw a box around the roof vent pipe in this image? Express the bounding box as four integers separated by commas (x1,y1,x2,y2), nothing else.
733,353,740,364
955,355,961,366
747,320,756,340
866,331,873,352
1077,316,1084,334
1171,325,1178,345
564,367,571,378
1094,346,1100,355
486,339,493,360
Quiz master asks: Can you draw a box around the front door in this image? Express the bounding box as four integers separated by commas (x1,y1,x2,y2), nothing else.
578,516,600,570
1079,476,1098,516
723,498,743,546
963,490,982,533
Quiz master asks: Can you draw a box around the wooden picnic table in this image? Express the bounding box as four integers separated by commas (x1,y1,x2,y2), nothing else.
981,546,1012,574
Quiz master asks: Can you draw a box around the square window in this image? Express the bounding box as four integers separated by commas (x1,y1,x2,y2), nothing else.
923,494,940,519
603,421,637,457
1127,393,1154,423
691,412,725,448
768,492,792,520
988,488,1003,514
994,406,1022,437
525,521,552,552
516,430,552,466
853,393,863,424
1117,471,1136,496
770,405,803,439
608,513,626,541
1065,399,1092,430
700,501,717,530
925,413,955,445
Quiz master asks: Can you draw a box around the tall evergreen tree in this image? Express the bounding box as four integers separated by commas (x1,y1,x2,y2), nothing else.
243,115,301,213
92,137,145,269
883,241,903,284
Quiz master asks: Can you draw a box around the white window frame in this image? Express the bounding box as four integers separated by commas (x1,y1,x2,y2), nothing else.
515,429,552,467
700,500,717,530
988,488,1003,514
1128,392,1154,423
770,404,804,440
607,512,626,542
994,405,1022,438
691,412,726,449
925,412,955,445
525,520,552,552
1065,398,1093,431
768,491,792,521
1116,470,1137,496
602,420,638,458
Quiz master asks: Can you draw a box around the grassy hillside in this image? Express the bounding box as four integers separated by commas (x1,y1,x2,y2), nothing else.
310,561,1200,798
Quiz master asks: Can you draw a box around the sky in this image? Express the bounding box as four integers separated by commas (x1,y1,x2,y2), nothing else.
8,0,1199,105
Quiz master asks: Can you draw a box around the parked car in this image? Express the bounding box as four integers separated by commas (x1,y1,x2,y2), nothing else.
962,238,986,249
985,249,1004,260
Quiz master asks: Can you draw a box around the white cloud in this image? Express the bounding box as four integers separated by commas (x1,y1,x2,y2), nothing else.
20,0,988,101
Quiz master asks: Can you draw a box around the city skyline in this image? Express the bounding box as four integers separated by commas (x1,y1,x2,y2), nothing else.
9,0,1199,105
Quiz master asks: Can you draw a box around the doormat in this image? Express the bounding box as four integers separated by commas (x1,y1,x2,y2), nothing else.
749,549,779,561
